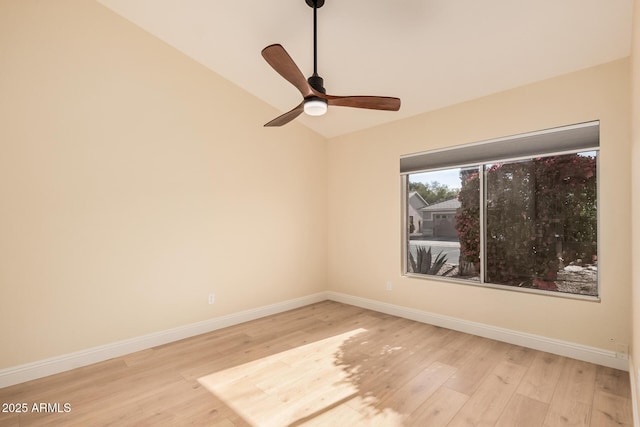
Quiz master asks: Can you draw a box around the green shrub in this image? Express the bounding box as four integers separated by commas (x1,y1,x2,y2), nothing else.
455,154,597,287
409,246,451,275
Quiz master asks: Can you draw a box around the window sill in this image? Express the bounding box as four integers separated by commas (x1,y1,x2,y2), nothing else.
403,272,601,302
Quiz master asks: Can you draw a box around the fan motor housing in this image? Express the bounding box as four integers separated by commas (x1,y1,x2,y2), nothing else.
307,75,326,94
305,0,325,8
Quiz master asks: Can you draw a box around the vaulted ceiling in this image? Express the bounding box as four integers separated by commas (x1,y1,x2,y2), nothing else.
97,0,634,138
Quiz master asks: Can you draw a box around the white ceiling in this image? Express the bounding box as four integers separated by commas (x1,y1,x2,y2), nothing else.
97,0,634,138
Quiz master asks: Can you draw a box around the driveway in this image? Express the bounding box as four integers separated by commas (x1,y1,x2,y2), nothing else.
408,238,461,265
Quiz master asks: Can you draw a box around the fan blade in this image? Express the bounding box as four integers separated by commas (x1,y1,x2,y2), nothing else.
325,95,401,111
262,44,315,98
264,103,304,127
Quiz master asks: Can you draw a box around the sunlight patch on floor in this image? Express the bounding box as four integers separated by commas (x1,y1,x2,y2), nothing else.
198,328,404,427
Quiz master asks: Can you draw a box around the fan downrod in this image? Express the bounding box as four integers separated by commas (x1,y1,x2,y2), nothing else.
305,0,324,8
305,0,325,93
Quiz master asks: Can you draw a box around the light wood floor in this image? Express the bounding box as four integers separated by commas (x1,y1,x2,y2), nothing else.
0,301,633,426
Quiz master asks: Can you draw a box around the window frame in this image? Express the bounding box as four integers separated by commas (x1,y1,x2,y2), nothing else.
401,125,600,302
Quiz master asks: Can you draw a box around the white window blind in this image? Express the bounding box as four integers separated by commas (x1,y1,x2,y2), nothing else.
400,121,599,174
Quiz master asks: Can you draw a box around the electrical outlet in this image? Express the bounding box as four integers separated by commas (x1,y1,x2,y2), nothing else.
386,281,393,291
615,343,628,359
208,293,215,305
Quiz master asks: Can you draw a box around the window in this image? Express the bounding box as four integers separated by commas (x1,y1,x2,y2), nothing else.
401,122,599,298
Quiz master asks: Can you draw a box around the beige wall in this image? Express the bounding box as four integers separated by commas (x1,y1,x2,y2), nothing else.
0,0,327,369
631,0,640,403
328,59,631,353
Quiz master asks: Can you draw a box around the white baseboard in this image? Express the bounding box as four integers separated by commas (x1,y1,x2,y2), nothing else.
1,290,628,389
326,291,629,371
630,356,640,427
0,292,328,388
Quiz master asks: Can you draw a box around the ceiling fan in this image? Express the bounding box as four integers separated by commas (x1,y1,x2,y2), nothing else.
262,0,401,127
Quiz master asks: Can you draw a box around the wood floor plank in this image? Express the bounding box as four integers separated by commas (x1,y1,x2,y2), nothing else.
517,352,567,404
290,398,364,426
442,338,511,396
0,301,632,426
495,394,549,427
595,365,632,398
543,358,597,427
296,395,405,427
376,361,457,416
505,344,538,368
0,414,19,427
406,386,469,426
448,360,528,427
590,387,633,426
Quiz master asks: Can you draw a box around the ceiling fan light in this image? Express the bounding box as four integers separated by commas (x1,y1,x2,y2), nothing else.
304,98,328,116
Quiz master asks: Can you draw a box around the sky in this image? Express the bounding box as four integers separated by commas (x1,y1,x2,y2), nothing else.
408,168,463,190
